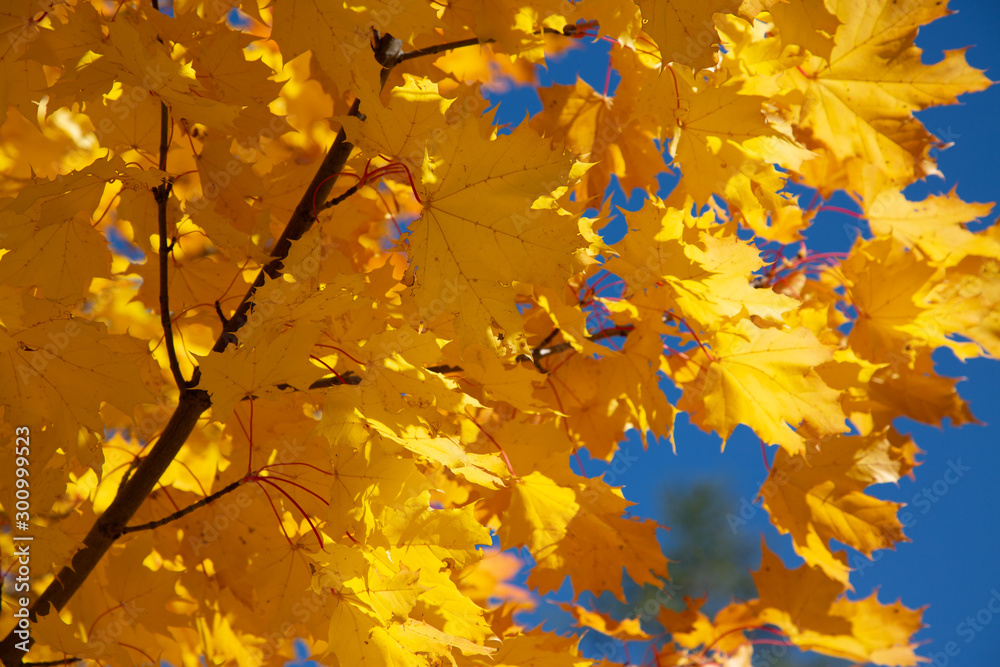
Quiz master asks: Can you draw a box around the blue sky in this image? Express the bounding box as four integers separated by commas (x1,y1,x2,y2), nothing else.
476,2,1000,665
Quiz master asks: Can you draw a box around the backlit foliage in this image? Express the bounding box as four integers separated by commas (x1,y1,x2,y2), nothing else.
0,0,996,666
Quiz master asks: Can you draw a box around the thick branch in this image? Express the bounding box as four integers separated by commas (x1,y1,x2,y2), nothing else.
0,50,364,667
0,26,586,666
0,387,211,664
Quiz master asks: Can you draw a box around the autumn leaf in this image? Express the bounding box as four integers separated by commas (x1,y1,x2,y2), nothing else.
636,0,741,70
198,322,326,421
402,92,600,349
760,428,918,584
786,0,991,194
678,319,846,455
743,544,925,666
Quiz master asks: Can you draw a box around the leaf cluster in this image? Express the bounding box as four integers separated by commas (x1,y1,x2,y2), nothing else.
0,1,996,666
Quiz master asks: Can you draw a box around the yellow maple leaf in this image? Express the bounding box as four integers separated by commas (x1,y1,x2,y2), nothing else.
789,0,991,194
559,603,651,640
531,74,668,207
500,470,669,599
734,544,925,666
607,198,797,329
197,322,326,421
636,0,741,70
679,319,846,454
760,429,917,584
841,236,984,363
405,92,599,349
0,296,154,471
864,188,997,267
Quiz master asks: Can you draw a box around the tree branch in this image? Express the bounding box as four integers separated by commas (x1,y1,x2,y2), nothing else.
395,24,580,64
513,324,636,372
300,324,637,388
119,477,245,535
0,25,589,665
305,373,363,389
0,387,212,663
208,96,362,358
0,32,375,667
398,36,487,63
537,324,636,363
318,182,362,213
155,99,186,389
289,324,637,392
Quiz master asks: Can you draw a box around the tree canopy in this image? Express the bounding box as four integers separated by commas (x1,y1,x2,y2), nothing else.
0,0,996,666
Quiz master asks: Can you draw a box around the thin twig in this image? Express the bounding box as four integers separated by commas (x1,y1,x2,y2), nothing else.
398,36,487,63
526,324,636,371
395,25,578,64
155,98,186,389
531,328,563,372
318,182,362,212
146,0,186,389
120,478,245,535
208,96,362,359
